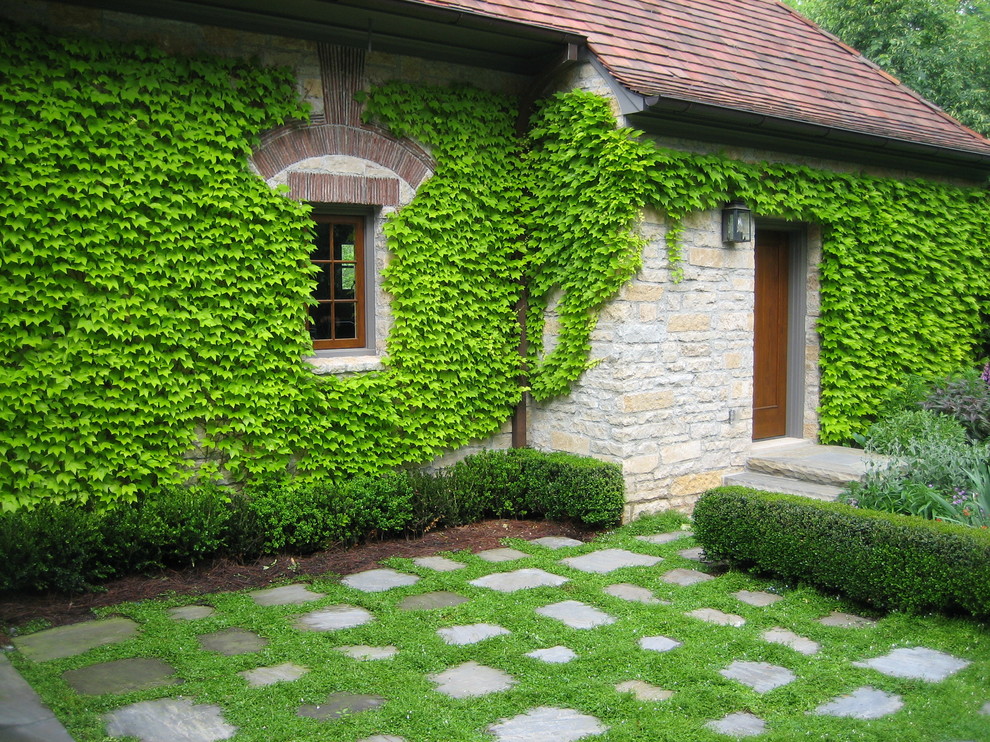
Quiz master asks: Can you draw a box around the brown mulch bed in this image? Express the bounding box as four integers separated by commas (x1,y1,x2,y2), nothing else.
0,519,598,645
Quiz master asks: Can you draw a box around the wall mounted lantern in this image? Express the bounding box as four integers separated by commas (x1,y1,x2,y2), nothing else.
722,200,753,244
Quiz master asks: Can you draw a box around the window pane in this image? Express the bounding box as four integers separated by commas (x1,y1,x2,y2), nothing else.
333,223,356,260
314,264,332,301
335,302,357,339
309,303,333,340
335,264,356,299
311,222,331,261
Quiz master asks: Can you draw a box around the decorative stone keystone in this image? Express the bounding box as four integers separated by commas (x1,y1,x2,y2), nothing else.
705,711,766,738
412,556,464,572
817,611,876,628
531,536,583,549
239,662,308,687
488,706,606,742
560,548,662,574
198,628,267,655
762,627,819,655
639,636,682,653
636,531,692,545
536,601,615,629
660,568,713,586
437,623,510,645
853,647,971,682
298,692,385,720
615,680,673,701
687,608,746,627
249,584,324,606
342,568,419,593
63,658,180,695
296,605,374,632
13,618,139,662
429,661,516,698
733,590,782,607
104,698,236,741
168,605,215,621
477,547,528,562
335,645,398,660
813,686,903,719
397,591,469,611
720,660,795,693
526,646,577,663
469,568,569,593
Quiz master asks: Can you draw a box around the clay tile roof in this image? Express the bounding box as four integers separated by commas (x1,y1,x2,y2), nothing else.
413,0,990,156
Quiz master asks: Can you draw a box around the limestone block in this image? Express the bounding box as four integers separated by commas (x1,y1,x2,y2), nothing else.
670,471,727,497
731,277,755,292
724,352,743,369
717,312,754,332
667,314,711,333
620,391,675,413
688,248,725,269
662,441,701,464
623,454,659,475
638,303,658,321
549,431,591,455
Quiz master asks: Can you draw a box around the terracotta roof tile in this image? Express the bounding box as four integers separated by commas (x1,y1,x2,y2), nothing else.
413,0,990,156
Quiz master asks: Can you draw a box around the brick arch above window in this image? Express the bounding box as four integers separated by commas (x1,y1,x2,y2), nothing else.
251,123,434,200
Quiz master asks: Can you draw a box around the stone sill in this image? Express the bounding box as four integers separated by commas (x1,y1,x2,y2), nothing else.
305,355,384,375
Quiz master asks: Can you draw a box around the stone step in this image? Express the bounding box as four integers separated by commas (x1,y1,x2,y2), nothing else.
745,443,873,487
722,471,844,501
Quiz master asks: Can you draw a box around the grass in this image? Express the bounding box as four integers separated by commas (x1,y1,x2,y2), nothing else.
9,512,990,741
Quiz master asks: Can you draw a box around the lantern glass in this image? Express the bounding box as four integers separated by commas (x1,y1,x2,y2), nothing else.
722,202,752,243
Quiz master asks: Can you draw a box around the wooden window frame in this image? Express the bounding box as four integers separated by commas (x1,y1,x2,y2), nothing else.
309,214,366,350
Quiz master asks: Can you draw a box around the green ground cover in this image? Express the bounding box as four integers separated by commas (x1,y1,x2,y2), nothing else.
10,513,990,741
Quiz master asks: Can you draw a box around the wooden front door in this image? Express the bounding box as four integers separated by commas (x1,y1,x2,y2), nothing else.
753,230,789,439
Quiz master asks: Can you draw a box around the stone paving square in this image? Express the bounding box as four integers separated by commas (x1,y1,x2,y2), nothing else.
604,583,666,604
706,711,766,738
239,662,308,687
720,660,796,693
560,548,662,574
813,686,904,719
526,646,577,663
249,583,324,606
342,568,420,592
438,623,510,645
298,692,385,720
636,530,693,545
531,536,584,549
429,661,516,698
639,636,682,653
335,645,399,660
687,608,746,627
104,698,237,742
296,604,374,631
733,590,783,607
0,654,74,742
660,567,713,586
488,706,607,742
412,555,465,572
615,680,673,701
168,605,215,621
762,627,819,655
397,591,469,611
469,568,569,593
62,657,180,695
853,646,971,681
536,600,616,629
359,737,406,742
678,547,705,561
198,627,267,655
477,547,528,562
818,611,876,628
12,617,139,662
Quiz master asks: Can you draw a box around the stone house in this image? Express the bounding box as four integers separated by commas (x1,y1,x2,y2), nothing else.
3,0,990,518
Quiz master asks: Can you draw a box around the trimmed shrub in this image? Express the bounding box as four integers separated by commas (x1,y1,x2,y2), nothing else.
694,486,990,618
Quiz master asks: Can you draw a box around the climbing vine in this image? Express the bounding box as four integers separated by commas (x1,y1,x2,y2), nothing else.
2,20,988,511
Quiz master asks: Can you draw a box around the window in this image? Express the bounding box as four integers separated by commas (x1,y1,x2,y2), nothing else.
308,214,366,350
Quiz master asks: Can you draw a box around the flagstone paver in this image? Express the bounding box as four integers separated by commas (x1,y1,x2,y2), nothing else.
0,653,74,741
413,555,465,572
678,547,705,561
560,548,662,574
358,737,406,742
603,583,667,604
615,680,673,701
335,645,399,660
981,701,990,715
536,600,616,629
813,686,903,719
639,636,682,653
168,605,215,621
526,646,577,663
687,608,746,627
429,661,516,698
469,568,569,593
488,706,607,742
706,711,767,738
104,698,237,742
239,662,308,687
438,623,510,645
661,568,713,586
249,583,324,606
63,657,180,695
298,692,386,720
720,660,796,693
296,604,374,631
343,568,419,592
636,530,693,545
397,591,469,611
12,617,139,662
762,627,820,655
853,646,971,681
818,611,876,628
733,590,783,607
198,628,267,655
477,547,528,562
531,536,584,549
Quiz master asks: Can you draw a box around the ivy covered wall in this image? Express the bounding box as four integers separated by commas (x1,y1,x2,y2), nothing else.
1,19,988,512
